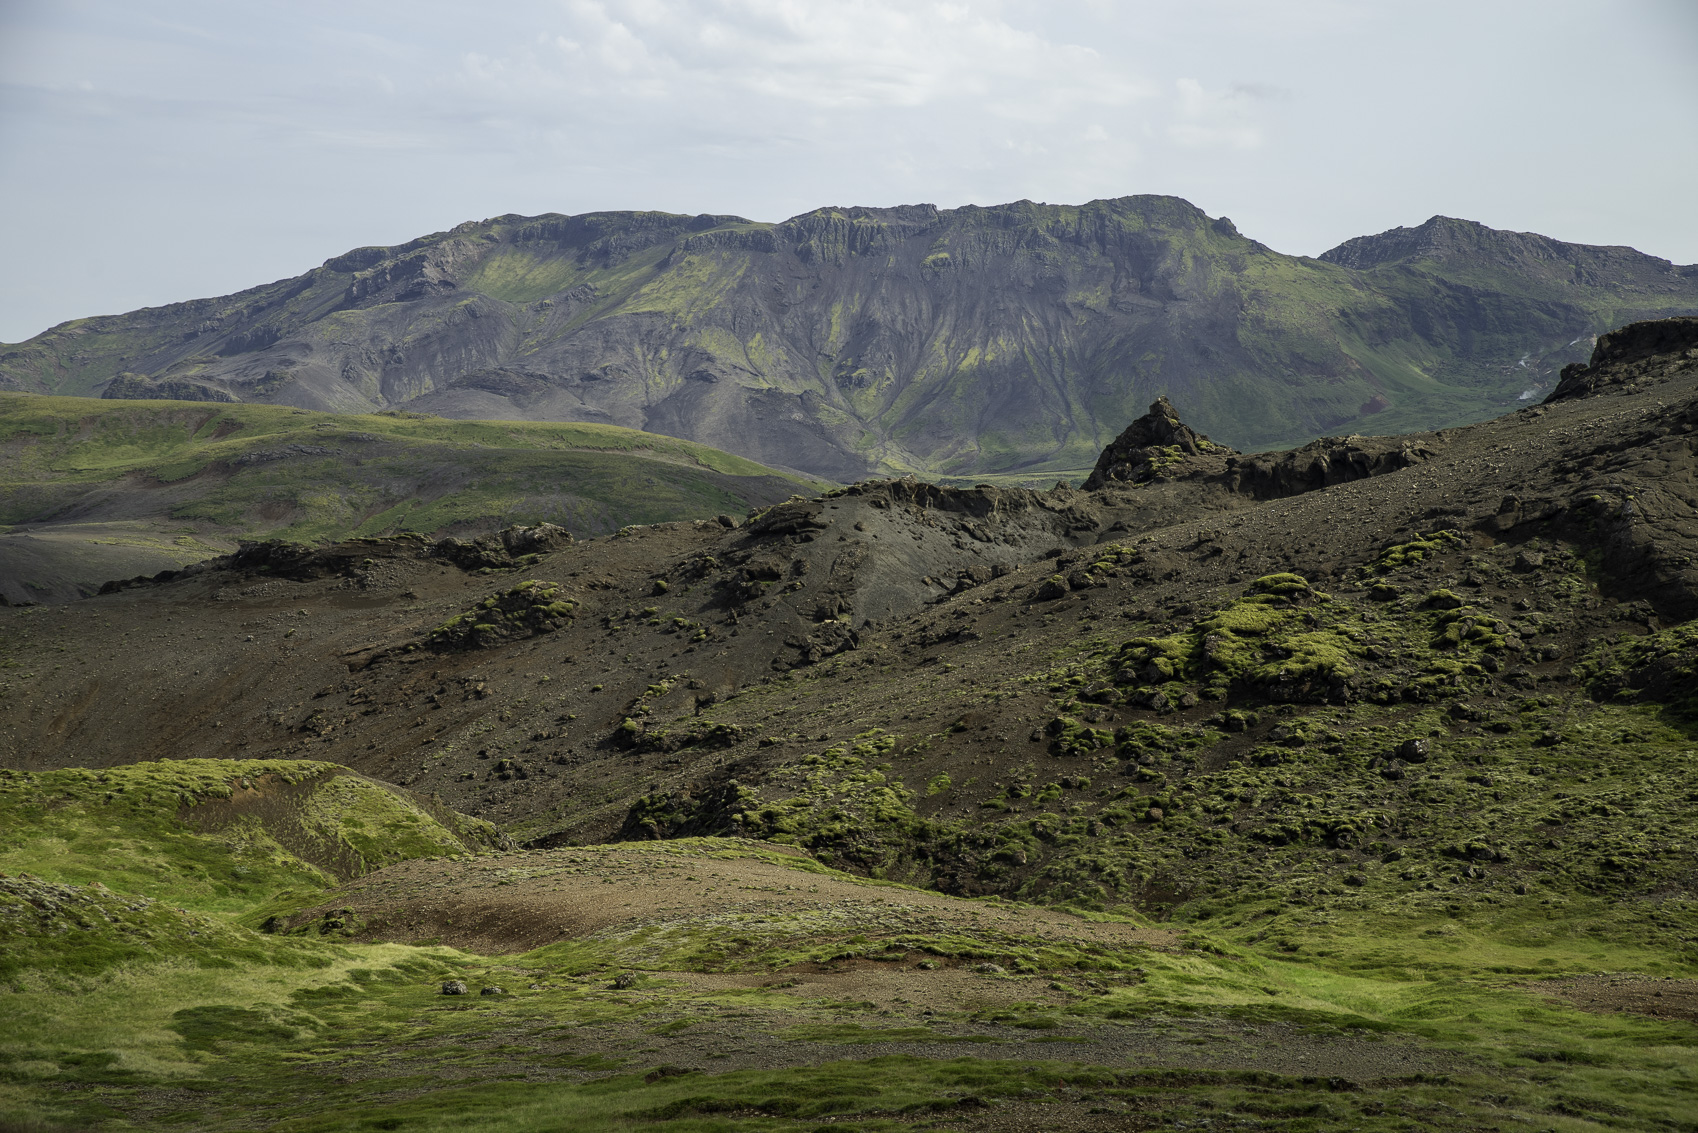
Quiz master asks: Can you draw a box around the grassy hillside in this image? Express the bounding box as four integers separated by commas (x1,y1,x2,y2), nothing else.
3,814,1694,1131
3,326,1697,1130
0,394,815,602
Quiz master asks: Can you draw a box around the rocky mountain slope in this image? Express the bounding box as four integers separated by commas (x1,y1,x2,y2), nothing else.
3,316,1698,1131
2,314,1693,866
4,200,1694,481
0,395,811,604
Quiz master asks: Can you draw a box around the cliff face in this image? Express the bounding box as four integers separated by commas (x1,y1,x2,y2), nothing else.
4,199,1695,480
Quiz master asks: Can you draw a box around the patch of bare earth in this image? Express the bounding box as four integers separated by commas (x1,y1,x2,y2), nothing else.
273,843,1470,1091
281,841,1175,956
1531,975,1698,1023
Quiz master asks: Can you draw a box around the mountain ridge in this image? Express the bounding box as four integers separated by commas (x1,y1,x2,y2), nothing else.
4,196,1695,481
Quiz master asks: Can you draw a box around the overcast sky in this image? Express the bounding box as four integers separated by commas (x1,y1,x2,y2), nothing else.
2,0,1695,343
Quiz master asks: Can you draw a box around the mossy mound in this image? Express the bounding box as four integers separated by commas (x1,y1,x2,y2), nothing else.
425,579,578,650
0,759,496,919
1579,619,1698,718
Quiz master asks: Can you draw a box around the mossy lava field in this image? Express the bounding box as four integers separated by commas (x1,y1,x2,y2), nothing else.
3,317,1698,1131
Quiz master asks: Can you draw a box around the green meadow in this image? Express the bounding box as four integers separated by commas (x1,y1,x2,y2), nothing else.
3,758,1696,1131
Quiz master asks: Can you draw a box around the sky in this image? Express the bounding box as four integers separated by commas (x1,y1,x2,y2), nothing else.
1,0,1696,343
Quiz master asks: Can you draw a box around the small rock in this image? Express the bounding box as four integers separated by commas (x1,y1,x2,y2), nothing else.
612,971,638,989
1514,550,1546,572
1145,807,1164,822
1343,875,1366,887
1397,738,1431,762
480,986,505,996
441,980,469,996
971,962,1007,975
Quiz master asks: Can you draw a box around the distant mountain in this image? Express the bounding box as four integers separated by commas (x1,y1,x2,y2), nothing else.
3,198,1694,480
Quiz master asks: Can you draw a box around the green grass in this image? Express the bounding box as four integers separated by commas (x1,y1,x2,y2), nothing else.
2,809,1696,1130
0,759,494,924
0,394,817,550
4,891,1695,1130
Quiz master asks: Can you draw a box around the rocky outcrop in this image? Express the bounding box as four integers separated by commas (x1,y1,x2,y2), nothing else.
97,523,574,595
1081,397,1232,490
102,374,237,402
1545,317,1698,402
432,524,574,570
1082,397,1440,502
1227,434,1441,499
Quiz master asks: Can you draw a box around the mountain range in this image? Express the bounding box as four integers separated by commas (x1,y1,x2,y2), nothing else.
5,197,1695,480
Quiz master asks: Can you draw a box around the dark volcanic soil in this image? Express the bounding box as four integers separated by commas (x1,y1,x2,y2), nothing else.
2,317,1697,879
1533,975,1698,1023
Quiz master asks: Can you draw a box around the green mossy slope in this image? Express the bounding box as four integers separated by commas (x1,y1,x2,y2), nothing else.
0,759,494,922
0,394,813,601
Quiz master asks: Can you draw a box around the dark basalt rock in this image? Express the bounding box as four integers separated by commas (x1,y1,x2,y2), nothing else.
1083,397,1440,502
432,523,573,570
102,374,237,403
1082,397,1228,490
1546,316,1698,402
95,523,574,596
1228,434,1440,499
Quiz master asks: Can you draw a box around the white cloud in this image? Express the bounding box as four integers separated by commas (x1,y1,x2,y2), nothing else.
459,1,1151,116
0,0,1695,342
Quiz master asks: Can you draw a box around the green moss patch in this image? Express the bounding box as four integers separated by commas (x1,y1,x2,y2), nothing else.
425,580,578,651
0,760,491,919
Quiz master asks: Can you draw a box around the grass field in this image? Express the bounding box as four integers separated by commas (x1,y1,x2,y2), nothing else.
0,394,816,601
2,765,1695,1130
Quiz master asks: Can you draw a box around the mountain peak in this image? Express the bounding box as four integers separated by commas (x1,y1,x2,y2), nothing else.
1317,214,1682,277
1081,397,1231,490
